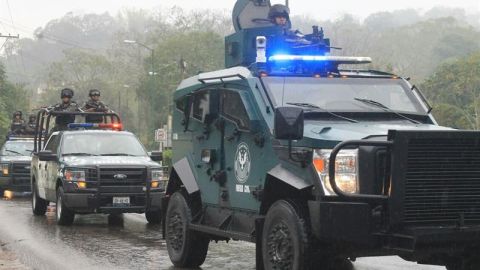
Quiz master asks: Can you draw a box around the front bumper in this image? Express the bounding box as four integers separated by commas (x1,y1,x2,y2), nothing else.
0,176,31,192
308,201,480,258
62,191,164,214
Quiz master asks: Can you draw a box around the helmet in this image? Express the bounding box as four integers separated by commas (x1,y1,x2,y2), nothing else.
13,111,22,117
29,114,36,121
89,89,101,97
268,4,290,22
61,88,74,98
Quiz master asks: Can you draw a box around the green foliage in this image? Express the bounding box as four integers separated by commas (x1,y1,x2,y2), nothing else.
421,52,480,129
0,63,29,139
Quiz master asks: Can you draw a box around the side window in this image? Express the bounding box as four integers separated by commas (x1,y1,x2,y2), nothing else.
44,135,59,153
191,91,210,122
221,90,250,130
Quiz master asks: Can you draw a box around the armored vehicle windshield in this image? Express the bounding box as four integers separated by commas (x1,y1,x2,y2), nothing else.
262,77,427,114
61,132,148,157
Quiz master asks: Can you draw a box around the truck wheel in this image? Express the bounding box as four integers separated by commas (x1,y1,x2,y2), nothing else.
262,200,312,270
145,210,162,224
165,192,209,268
32,183,48,216
56,187,75,226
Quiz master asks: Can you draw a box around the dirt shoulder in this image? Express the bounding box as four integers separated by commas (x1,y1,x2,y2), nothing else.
0,243,28,270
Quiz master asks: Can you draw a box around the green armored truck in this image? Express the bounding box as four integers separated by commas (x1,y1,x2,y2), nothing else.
163,1,480,269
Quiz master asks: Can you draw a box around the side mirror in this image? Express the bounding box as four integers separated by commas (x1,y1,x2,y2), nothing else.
274,107,304,140
38,150,57,161
150,151,163,162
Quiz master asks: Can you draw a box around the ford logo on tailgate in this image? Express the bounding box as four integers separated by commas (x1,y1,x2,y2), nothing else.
114,174,128,180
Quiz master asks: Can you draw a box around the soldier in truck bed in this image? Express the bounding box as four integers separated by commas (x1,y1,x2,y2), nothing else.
51,88,80,132
82,89,109,123
9,111,25,135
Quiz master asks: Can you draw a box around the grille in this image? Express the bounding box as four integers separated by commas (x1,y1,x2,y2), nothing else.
98,167,146,187
403,137,480,225
11,162,31,186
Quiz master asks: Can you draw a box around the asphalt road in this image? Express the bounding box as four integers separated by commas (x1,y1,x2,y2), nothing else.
0,196,446,270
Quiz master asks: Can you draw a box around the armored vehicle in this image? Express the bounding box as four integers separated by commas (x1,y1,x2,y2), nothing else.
0,136,34,194
164,1,480,269
31,109,166,225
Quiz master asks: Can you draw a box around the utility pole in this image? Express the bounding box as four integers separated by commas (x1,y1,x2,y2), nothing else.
0,33,19,50
0,34,19,39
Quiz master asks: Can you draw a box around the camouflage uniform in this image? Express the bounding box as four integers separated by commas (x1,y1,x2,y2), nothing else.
82,100,109,123
51,101,80,132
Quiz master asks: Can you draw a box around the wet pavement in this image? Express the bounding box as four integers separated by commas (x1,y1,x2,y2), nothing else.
0,197,445,270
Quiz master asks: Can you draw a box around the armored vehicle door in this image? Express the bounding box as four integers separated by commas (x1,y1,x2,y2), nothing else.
219,89,264,211
187,89,223,206
38,134,60,200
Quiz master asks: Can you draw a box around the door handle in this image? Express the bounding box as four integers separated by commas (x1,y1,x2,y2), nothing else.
44,164,48,170
226,129,241,142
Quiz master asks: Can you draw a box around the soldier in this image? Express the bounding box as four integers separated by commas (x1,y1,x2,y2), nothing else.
82,89,109,123
10,111,25,135
268,4,308,43
268,4,291,28
51,88,80,132
23,114,37,135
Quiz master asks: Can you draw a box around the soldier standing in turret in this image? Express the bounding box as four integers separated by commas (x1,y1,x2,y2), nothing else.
82,89,109,123
268,4,308,43
51,88,80,132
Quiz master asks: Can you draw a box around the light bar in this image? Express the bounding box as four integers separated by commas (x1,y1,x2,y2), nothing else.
67,123,123,130
269,55,372,64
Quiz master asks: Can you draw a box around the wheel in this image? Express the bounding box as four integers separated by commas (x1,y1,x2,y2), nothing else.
262,200,312,270
32,182,48,216
446,256,480,270
145,209,162,224
165,192,209,268
56,186,75,226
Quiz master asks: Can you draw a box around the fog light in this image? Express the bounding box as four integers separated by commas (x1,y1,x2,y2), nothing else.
3,190,13,200
151,181,159,188
77,181,87,189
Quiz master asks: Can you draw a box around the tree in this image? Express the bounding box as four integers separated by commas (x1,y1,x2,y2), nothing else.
421,52,480,129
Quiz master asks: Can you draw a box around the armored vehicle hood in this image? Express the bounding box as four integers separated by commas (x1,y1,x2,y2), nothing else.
62,156,160,168
304,121,452,143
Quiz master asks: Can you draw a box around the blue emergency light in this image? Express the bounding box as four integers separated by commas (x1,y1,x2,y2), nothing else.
67,123,123,130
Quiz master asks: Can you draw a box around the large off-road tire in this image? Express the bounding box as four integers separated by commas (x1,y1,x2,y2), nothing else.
32,182,48,216
165,192,209,268
145,209,162,224
56,187,75,226
262,200,312,270
446,256,480,270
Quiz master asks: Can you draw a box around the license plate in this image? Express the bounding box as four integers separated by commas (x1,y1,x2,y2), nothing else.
113,197,130,206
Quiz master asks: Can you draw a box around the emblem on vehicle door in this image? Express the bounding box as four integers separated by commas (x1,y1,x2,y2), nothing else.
114,174,128,180
234,142,251,184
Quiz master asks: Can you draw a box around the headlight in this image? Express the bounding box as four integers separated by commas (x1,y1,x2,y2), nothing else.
64,170,86,182
1,164,9,175
313,149,358,195
151,169,168,190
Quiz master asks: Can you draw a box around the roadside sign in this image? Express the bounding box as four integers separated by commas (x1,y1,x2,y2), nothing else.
155,129,167,143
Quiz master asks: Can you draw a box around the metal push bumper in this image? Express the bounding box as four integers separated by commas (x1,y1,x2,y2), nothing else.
314,130,480,256
62,191,164,214
308,200,480,256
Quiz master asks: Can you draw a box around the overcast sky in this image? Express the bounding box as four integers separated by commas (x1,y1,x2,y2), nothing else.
0,0,479,37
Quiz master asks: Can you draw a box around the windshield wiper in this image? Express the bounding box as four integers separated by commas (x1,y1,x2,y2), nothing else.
354,98,421,124
286,102,359,123
5,149,23,155
100,153,138,156
62,153,99,156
